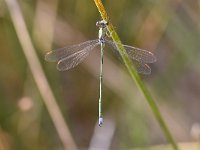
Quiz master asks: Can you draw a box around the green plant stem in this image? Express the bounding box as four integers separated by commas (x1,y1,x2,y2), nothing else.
93,0,178,150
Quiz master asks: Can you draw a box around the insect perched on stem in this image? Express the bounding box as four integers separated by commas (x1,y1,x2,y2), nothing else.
45,20,156,126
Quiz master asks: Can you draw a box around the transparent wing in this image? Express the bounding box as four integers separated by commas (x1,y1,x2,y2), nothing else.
105,40,156,63
45,39,99,62
133,61,151,75
56,42,99,71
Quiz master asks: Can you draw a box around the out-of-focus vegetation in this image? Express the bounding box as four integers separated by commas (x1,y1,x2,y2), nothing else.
0,0,200,150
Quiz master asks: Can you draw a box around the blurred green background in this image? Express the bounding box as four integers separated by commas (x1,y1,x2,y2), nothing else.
0,0,200,149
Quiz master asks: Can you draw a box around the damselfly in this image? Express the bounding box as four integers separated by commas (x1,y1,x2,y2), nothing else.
45,20,156,126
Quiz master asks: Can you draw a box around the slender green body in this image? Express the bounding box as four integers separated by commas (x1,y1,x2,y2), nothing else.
99,42,104,126
97,20,107,126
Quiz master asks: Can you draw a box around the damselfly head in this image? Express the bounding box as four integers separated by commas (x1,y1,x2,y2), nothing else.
96,20,108,28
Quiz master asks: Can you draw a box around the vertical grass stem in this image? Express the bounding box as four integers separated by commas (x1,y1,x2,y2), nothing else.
93,0,178,149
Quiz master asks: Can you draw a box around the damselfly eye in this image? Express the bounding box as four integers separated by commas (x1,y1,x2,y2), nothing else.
96,21,100,27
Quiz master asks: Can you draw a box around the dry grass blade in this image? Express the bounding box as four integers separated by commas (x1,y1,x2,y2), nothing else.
4,0,77,149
